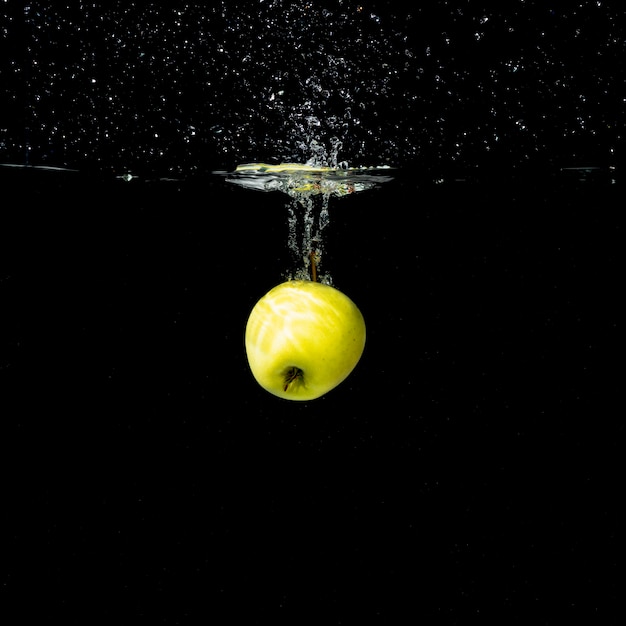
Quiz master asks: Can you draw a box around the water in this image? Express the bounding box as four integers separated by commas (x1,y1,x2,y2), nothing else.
2,1,622,175
215,162,394,281
223,163,395,194
1,3,623,623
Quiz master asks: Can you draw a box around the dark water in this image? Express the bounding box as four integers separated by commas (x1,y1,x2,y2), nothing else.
1,2,623,624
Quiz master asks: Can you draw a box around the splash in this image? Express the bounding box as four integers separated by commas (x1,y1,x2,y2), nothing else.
4,2,616,175
285,188,331,283
219,161,394,283
224,162,395,196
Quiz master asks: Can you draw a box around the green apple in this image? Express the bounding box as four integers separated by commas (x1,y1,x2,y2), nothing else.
245,280,366,400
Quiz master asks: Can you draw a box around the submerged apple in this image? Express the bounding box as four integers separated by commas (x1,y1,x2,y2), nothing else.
245,280,366,400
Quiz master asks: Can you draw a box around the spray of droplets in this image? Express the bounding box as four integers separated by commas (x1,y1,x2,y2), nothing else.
2,1,622,173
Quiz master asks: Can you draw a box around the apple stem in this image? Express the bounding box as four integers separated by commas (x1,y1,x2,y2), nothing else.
309,250,318,282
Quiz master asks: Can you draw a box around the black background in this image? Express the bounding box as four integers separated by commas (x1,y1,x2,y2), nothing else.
1,2,624,624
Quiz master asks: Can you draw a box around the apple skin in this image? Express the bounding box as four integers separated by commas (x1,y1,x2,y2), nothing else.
245,280,366,400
